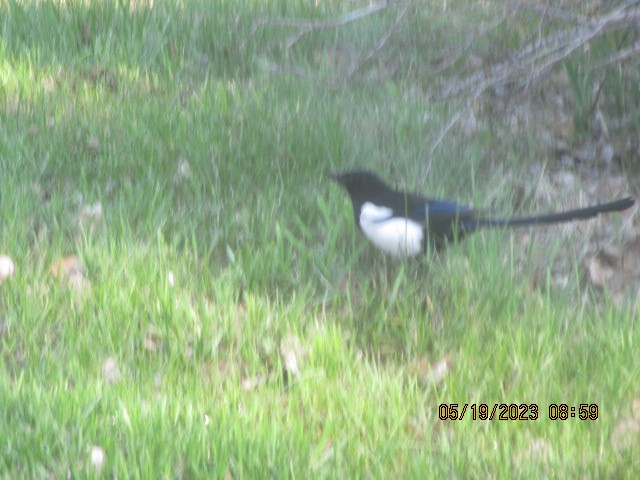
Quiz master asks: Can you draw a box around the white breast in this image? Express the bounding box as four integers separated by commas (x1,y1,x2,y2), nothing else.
358,202,424,257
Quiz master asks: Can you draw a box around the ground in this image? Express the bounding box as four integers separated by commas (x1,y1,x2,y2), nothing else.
1,1,639,478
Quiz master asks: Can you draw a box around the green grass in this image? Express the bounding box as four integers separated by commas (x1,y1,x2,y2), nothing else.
1,0,639,478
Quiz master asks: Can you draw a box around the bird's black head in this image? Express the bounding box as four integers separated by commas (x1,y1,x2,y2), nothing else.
328,171,392,199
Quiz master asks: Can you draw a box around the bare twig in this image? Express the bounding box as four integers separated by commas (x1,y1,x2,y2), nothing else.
590,39,640,70
345,4,410,79
427,14,511,77
258,59,322,80
424,104,474,177
509,1,588,24
250,1,407,50
262,1,391,30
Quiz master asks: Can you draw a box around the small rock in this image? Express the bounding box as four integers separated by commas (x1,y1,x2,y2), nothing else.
600,143,615,165
0,255,15,283
77,202,103,226
86,136,100,152
241,375,266,391
102,357,122,384
51,256,90,294
174,158,192,182
90,445,105,473
414,355,452,386
280,333,304,380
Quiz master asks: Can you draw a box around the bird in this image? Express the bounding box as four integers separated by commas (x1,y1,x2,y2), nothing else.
329,170,635,257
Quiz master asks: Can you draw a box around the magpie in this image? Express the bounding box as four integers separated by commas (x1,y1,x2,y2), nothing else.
330,170,635,257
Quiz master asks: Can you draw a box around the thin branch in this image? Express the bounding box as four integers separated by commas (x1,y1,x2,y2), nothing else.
424,103,477,177
590,39,640,70
249,1,410,50
344,4,410,79
509,1,588,24
258,59,321,80
262,1,391,30
427,14,511,77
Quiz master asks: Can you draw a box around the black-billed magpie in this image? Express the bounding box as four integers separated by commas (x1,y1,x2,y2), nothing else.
330,170,635,257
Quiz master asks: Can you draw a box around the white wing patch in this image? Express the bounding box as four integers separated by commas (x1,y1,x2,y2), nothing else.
359,202,424,257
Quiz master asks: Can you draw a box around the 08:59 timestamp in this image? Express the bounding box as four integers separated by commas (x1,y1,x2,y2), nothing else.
549,403,598,420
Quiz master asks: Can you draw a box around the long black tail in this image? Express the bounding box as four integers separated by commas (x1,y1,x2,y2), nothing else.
467,197,635,230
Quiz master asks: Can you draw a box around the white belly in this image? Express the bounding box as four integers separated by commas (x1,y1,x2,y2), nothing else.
359,202,424,257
